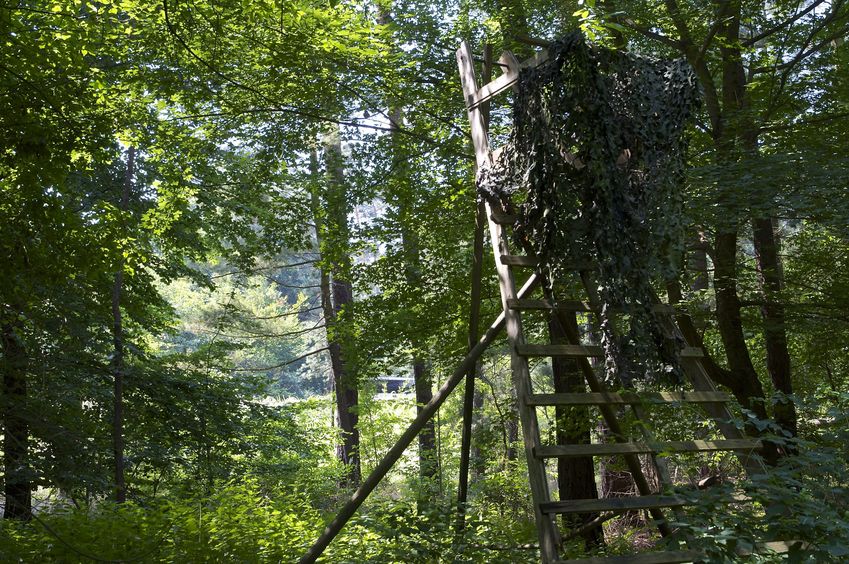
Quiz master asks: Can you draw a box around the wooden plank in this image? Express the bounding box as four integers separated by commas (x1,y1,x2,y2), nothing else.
561,550,705,564
535,439,763,458
527,391,733,406
508,298,593,312
518,344,603,357
508,298,673,314
541,495,691,514
517,343,704,359
457,40,561,563
456,43,494,535
457,42,494,170
466,49,549,109
500,254,538,266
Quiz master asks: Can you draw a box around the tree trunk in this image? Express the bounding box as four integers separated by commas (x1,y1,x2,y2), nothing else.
2,321,30,520
312,136,360,486
471,384,485,479
752,218,797,439
505,402,518,462
374,5,440,485
112,145,133,503
549,314,603,548
712,231,770,422
713,4,792,456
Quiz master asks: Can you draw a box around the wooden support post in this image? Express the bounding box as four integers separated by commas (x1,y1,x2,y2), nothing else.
299,276,540,564
456,42,492,536
458,40,560,563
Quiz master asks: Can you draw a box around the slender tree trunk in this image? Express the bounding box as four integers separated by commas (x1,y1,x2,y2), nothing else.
752,218,797,439
470,384,485,479
318,132,360,486
393,110,439,492
711,4,794,454
687,233,710,332
549,313,603,548
505,403,518,462
375,4,440,488
712,232,770,421
2,321,30,520
112,146,133,503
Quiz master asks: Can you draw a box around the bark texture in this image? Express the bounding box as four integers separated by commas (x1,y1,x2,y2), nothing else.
657,0,798,452
549,313,603,548
111,145,134,503
312,138,360,486
2,321,30,520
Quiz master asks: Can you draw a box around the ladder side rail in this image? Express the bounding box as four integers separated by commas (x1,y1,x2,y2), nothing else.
457,41,560,563
456,42,493,536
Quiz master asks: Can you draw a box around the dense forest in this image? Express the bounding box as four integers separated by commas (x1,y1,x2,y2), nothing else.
1,0,849,562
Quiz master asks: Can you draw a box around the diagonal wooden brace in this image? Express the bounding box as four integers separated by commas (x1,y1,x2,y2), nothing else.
299,275,541,564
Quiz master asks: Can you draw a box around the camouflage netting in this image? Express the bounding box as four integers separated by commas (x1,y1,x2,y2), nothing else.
478,32,700,385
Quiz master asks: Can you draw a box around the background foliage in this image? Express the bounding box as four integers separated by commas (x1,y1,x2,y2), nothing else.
1,0,848,562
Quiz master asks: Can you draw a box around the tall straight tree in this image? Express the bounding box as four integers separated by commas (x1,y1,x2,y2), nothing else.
111,146,134,503
548,313,603,547
315,129,360,486
1,318,29,519
378,2,439,493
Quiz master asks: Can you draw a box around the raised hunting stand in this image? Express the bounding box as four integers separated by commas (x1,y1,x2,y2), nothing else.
299,37,799,564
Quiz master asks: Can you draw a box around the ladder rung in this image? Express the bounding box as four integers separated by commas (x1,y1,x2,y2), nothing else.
499,255,599,270
490,212,518,225
517,344,601,357
527,391,732,406
516,344,704,359
507,298,593,312
500,254,538,266
745,541,806,555
541,494,690,514
507,298,675,314
560,550,705,564
535,439,763,458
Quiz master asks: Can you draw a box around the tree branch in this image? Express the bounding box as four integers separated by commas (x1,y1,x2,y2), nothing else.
231,347,330,371
620,19,681,48
743,0,829,46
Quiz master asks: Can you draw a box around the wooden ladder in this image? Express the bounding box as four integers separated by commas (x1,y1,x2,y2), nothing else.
456,41,767,564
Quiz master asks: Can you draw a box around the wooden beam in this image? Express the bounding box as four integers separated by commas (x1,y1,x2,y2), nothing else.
541,494,690,514
465,49,549,110
535,439,763,458
500,254,538,267
456,42,493,535
527,391,732,406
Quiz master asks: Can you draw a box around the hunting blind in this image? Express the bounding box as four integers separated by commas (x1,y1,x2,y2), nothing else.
300,35,799,564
